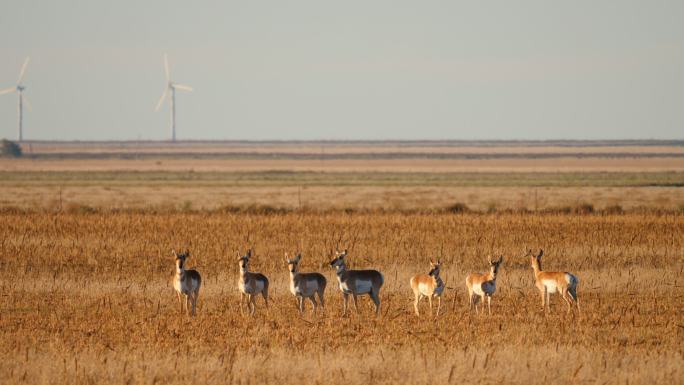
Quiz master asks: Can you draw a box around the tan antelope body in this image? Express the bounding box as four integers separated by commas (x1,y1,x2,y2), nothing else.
465,256,503,315
238,250,269,315
529,249,580,313
173,249,202,316
329,250,384,316
286,253,327,313
410,260,445,316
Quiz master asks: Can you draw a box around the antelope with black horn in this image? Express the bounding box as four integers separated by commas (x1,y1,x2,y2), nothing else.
465,255,503,315
329,249,384,317
172,249,202,316
286,252,327,314
237,249,270,316
410,259,445,316
529,249,579,313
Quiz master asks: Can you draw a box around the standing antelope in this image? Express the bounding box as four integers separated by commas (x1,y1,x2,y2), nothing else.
465,256,503,315
173,249,202,316
329,250,384,316
286,253,327,314
529,249,579,313
238,249,270,316
410,260,445,316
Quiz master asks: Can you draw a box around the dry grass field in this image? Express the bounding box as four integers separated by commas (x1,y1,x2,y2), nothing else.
2,141,683,212
1,212,682,385
1,171,683,212
1,141,682,384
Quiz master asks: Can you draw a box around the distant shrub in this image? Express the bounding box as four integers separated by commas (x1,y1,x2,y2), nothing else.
573,203,594,215
0,139,22,157
218,204,290,215
602,204,624,215
180,200,194,212
64,202,98,214
446,202,470,213
553,206,572,214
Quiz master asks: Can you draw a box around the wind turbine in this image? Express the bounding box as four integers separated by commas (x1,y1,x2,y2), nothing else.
0,57,32,142
154,54,192,142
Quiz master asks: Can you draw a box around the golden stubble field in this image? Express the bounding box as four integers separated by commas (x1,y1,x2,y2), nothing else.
1,212,682,385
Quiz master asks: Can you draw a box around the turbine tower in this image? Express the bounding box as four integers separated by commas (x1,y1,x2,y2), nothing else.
155,54,192,142
0,57,32,142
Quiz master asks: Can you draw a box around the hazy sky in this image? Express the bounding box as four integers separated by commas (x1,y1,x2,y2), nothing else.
1,1,683,141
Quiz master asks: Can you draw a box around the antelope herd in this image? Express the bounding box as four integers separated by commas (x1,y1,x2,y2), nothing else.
172,248,580,318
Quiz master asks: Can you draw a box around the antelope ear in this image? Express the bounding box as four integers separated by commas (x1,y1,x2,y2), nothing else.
185,249,190,256
437,259,442,265
295,254,302,262
172,249,178,258
537,249,544,259
247,249,252,258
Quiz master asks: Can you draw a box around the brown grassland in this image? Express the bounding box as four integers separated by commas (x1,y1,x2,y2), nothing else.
1,211,682,385
1,141,683,384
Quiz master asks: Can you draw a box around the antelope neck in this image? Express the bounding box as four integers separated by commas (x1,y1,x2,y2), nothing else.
335,264,347,277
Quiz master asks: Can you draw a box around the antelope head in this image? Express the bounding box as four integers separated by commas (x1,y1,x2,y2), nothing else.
329,249,348,270
238,249,252,271
529,249,543,270
428,259,442,277
488,255,503,278
286,253,302,274
173,249,190,272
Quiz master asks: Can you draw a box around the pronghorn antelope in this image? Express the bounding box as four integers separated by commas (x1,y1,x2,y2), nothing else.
465,255,503,315
172,249,202,316
410,260,445,316
237,249,270,315
329,250,384,316
286,253,327,313
529,249,580,313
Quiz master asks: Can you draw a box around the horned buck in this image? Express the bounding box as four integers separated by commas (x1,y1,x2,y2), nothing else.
529,249,580,313
286,253,327,314
410,260,445,316
465,255,503,315
172,249,202,316
237,249,270,316
329,249,384,316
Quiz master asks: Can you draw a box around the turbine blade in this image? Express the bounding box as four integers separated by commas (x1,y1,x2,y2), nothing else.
164,54,170,82
155,87,168,111
22,94,33,112
17,57,30,84
174,84,193,92
0,87,16,95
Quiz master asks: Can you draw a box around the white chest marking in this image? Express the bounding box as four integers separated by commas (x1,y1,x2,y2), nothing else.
418,282,433,296
174,276,196,295
473,281,496,296
473,283,485,296
542,279,558,293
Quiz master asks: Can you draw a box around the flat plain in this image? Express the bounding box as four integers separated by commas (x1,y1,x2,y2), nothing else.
0,141,682,385
1,141,683,212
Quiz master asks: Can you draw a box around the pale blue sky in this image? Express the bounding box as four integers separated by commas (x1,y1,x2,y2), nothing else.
1,1,683,141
